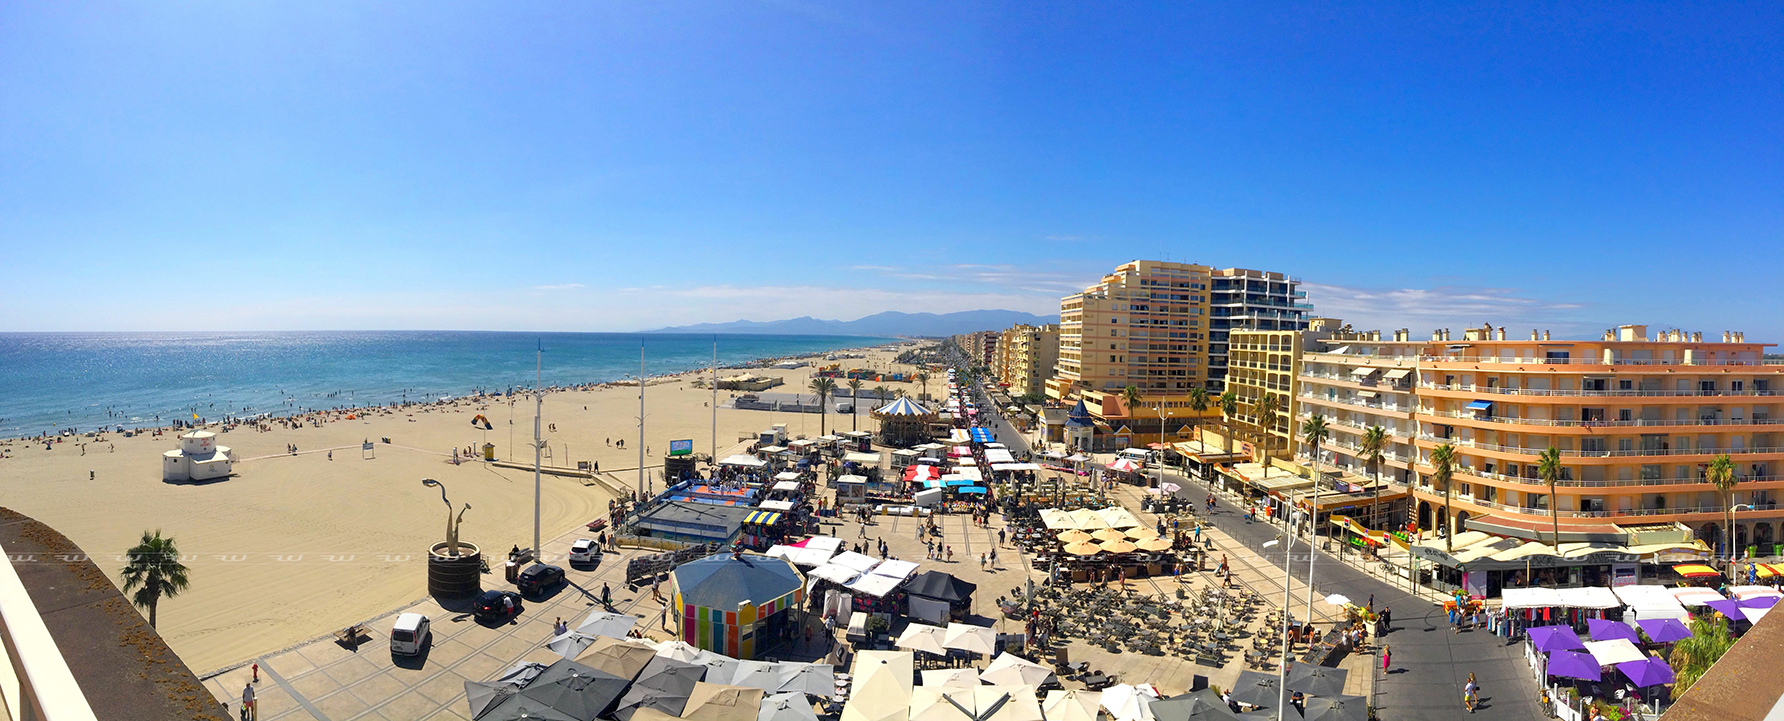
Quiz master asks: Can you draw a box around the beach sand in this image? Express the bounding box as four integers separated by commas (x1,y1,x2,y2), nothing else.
0,343,934,673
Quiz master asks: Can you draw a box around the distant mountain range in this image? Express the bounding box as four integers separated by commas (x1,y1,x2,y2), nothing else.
646,310,1059,337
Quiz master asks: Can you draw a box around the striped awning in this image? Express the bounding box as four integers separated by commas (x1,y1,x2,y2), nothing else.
743,511,783,526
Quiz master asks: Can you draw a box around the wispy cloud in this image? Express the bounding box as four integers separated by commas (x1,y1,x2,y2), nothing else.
533,283,585,291
1304,282,1597,336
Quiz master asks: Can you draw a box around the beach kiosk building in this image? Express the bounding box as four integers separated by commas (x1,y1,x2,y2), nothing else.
161,430,232,482
673,552,806,659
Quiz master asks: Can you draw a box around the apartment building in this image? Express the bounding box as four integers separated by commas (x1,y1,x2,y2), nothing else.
993,324,1060,399
1207,268,1312,391
1408,324,1784,555
1293,326,1424,496
1225,318,1340,459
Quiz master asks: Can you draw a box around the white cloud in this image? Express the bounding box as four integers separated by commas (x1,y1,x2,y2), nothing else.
1303,282,1597,337
533,283,585,291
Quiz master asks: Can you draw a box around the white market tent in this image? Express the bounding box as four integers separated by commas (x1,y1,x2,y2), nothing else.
847,573,905,598
804,536,844,552
720,454,768,468
775,471,802,481
992,463,1042,472
1557,586,1621,610
809,564,860,585
872,559,921,581
772,481,801,492
984,449,1016,464
788,547,836,567
1500,587,1564,609
1613,584,1689,624
845,452,883,465
1670,587,1726,606
829,551,882,574
759,500,795,511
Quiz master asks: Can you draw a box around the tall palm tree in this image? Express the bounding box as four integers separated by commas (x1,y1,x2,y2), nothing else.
1302,414,1329,487
1218,390,1239,455
1121,383,1143,426
121,530,190,628
873,385,889,407
1708,453,1739,561
1187,387,1210,442
809,377,836,436
846,378,863,431
1430,443,1458,552
1360,426,1387,529
1538,447,1564,550
914,371,930,400
1258,393,1283,459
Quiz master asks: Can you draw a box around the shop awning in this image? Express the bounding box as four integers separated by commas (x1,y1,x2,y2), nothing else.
1673,564,1722,579
1355,390,1378,399
1558,586,1621,610
1466,400,1494,411
844,452,883,465
759,500,795,511
743,511,783,526
958,486,987,494
1382,368,1412,380
772,481,801,492
1501,587,1564,609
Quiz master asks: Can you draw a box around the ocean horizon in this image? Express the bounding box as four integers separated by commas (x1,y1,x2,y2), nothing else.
0,331,900,438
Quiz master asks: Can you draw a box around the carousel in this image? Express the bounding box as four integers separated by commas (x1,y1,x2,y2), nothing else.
871,397,937,447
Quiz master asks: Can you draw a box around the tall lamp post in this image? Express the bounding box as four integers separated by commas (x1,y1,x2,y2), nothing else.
422,478,471,557
1264,535,1294,720
1156,403,1174,490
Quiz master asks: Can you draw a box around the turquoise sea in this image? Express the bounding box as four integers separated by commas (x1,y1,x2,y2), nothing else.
0,331,896,437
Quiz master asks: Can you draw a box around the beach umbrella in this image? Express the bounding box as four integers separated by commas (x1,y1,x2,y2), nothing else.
1057,530,1093,544
1098,539,1138,555
1546,651,1602,682
776,662,836,696
515,669,632,721
1148,690,1241,721
760,693,822,721
689,650,741,685
612,657,705,720
1705,599,1748,621
547,632,605,661
465,680,517,719
1135,537,1174,552
1125,528,1159,540
980,652,1053,687
656,640,706,662
1527,625,1586,653
579,610,641,639
1092,529,1130,542
729,660,786,691
1224,671,1283,709
682,683,769,721
1322,594,1351,607
922,668,981,689
911,687,976,721
1740,595,1781,609
844,652,915,721
976,685,1045,721
1064,542,1102,556
1583,639,1645,666
1635,618,1693,644
1160,482,1181,494
1066,509,1108,530
575,636,659,681
1586,618,1641,644
897,624,951,656
1617,656,1676,688
1284,664,1348,697
1099,684,1156,721
479,697,581,721
1300,695,1367,721
944,623,998,656
1042,690,1101,721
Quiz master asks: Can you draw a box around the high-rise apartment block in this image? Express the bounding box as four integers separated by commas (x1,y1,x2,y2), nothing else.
993,324,1060,399
1207,268,1312,390
1225,318,1340,460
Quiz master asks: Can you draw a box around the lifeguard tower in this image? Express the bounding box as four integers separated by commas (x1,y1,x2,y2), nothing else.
162,431,233,482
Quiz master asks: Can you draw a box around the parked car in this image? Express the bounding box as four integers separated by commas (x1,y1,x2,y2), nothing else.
474,590,524,622
390,613,430,656
516,564,566,596
568,538,600,564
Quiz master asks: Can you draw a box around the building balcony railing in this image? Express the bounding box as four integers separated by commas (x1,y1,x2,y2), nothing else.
1413,434,1784,458
1298,393,1413,414
1419,355,1784,367
0,541,100,720
1421,409,1780,428
1443,465,1784,490
1417,382,1778,398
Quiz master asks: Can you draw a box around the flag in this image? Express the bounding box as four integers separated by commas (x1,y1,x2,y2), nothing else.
192,412,199,420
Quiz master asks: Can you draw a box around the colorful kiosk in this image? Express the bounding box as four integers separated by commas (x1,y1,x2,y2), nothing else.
673,552,805,659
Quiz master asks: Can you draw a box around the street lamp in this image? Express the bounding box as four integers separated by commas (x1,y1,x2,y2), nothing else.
1156,403,1175,491
1263,536,1294,721
422,478,471,557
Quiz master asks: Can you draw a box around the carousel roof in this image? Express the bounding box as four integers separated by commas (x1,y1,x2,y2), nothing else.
672,553,804,610
1065,400,1094,429
873,397,935,417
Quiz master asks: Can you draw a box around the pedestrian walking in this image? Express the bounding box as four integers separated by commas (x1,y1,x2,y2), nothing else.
998,528,1006,546
241,682,257,721
989,548,997,568
1381,645,1390,672
946,545,953,562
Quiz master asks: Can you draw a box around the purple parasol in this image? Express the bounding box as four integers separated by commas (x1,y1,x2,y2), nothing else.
1704,599,1748,621
1546,651,1602,682
1587,618,1641,644
1636,618,1693,643
1528,625,1586,653
1616,656,1675,687
1738,596,1780,610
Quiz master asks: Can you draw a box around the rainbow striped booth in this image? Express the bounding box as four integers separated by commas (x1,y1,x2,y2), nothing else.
672,552,806,659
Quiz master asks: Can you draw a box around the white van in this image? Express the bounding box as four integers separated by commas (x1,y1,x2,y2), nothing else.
390,613,430,656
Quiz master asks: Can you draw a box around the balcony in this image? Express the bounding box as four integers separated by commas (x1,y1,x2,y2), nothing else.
1418,382,1779,398
1297,392,1412,414
1419,355,1784,367
1422,408,1784,429
1413,434,1784,458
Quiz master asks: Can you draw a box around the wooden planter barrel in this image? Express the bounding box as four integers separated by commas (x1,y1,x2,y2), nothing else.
428,541,483,598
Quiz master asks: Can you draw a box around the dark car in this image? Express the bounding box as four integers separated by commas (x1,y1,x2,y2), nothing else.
474,590,523,622
515,564,565,596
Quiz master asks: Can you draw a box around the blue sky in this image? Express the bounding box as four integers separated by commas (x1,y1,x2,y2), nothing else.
1,2,1779,338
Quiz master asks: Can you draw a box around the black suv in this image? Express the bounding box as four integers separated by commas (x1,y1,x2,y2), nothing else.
516,564,566,596
473,590,523,622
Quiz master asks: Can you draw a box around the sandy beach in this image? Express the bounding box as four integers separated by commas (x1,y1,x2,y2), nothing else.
0,342,932,673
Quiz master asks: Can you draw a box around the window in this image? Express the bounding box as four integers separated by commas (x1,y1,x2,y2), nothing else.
1619,380,1634,390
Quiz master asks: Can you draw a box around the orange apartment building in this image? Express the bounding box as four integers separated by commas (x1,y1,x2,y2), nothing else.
1408,324,1784,556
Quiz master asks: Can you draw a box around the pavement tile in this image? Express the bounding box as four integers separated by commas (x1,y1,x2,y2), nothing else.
349,671,411,703
452,651,508,682
312,687,370,719
415,670,472,705
287,667,345,704
268,648,319,677
423,706,473,721
374,688,451,721
483,631,546,661
324,655,383,686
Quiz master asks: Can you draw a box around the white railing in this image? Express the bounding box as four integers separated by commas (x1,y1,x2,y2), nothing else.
0,541,98,720
1423,409,1781,428
1297,393,1412,414
1418,382,1778,398
1419,355,1784,367
1413,434,1784,458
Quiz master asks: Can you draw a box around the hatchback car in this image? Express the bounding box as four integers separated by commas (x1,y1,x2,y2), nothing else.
516,564,566,596
568,538,599,564
473,590,523,622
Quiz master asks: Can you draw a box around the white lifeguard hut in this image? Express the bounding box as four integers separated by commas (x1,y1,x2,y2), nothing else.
162,431,233,482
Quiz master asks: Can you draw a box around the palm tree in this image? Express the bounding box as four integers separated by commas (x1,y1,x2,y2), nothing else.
1670,613,1737,695
1218,390,1239,455
873,385,889,407
1430,443,1458,552
1360,426,1387,529
914,371,930,400
1538,447,1564,550
846,378,863,431
1708,453,1738,561
809,377,836,436
1121,384,1143,432
1258,393,1282,459
1302,414,1329,546
1187,387,1210,443
121,530,190,628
